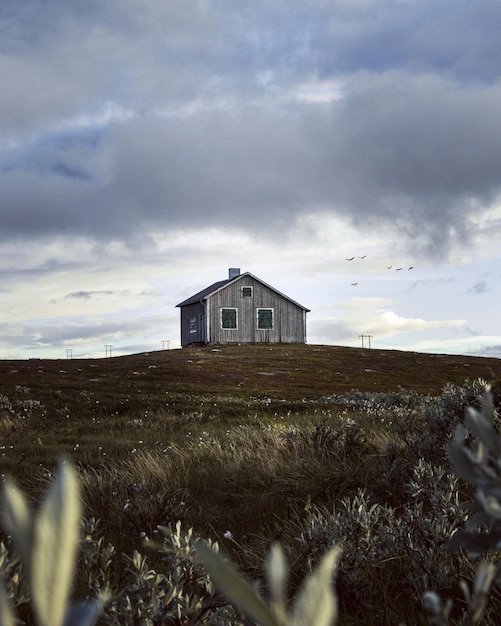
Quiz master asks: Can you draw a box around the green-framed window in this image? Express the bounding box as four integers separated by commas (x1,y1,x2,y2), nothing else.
221,308,237,329
257,308,273,330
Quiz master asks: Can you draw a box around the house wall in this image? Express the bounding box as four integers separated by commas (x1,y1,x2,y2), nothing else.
180,301,206,346
206,275,307,344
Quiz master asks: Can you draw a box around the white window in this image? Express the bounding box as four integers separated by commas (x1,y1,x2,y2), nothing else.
241,286,253,297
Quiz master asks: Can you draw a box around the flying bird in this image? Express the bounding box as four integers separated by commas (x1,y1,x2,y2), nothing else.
345,257,355,261
351,282,358,286
358,255,367,259
408,266,414,270
396,267,403,271
386,266,392,269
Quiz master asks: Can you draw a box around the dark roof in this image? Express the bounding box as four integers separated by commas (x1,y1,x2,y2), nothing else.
176,279,231,307
176,272,310,311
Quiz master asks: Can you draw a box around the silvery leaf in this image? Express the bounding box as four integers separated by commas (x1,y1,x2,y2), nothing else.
31,461,82,626
196,540,277,626
289,546,340,626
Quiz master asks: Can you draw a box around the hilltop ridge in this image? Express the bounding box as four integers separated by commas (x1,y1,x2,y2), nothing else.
0,343,499,401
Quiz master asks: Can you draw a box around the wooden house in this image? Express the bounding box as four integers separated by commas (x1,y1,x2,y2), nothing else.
176,268,310,347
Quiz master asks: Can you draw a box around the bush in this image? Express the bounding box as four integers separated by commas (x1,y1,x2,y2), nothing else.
296,461,471,623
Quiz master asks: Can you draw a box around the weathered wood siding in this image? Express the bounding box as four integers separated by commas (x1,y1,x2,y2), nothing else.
206,275,307,344
179,301,206,346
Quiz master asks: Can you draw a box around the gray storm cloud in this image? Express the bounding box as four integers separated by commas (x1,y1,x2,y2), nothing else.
1,0,501,259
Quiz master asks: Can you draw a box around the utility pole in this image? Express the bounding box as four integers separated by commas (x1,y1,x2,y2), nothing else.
105,344,113,358
162,340,171,350
358,334,373,349
66,348,73,359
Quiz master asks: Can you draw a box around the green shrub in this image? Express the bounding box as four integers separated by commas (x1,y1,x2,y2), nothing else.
98,522,236,625
296,461,471,623
419,379,500,466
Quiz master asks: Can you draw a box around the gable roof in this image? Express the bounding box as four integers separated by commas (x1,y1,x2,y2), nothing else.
176,279,232,307
176,272,310,311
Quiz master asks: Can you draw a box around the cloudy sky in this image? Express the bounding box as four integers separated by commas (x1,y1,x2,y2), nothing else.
1,0,501,359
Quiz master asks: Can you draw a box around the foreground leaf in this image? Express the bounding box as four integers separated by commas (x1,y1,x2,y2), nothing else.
446,529,501,554
196,540,278,626
1,477,34,583
64,598,106,626
31,462,82,626
0,577,16,626
289,546,340,626
266,544,288,623
465,404,500,458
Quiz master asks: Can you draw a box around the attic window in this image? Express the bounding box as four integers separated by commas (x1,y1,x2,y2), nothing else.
242,286,252,298
221,308,237,329
257,308,273,330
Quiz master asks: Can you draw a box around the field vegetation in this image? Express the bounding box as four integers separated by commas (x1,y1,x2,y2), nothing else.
0,343,500,624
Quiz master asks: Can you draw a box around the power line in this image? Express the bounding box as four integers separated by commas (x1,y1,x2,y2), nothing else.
358,334,373,349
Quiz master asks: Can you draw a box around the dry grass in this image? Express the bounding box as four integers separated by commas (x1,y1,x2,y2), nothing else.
71,416,396,580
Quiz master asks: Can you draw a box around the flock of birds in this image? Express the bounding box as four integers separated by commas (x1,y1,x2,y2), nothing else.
345,255,414,286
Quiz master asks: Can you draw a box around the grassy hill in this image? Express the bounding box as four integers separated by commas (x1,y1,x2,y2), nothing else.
0,343,499,480
1,342,499,402
1,344,500,624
